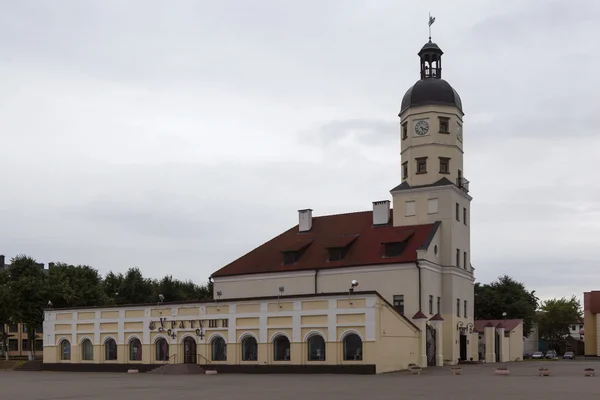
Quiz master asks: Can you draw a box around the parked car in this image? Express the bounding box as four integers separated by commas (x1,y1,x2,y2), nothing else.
563,351,575,359
531,351,544,359
523,351,533,359
545,350,557,359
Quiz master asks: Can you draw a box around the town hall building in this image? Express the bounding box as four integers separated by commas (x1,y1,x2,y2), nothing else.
42,36,477,374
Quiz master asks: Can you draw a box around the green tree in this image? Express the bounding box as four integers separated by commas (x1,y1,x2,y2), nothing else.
47,263,109,308
0,268,13,360
474,275,539,335
6,255,48,360
114,267,155,304
537,296,582,347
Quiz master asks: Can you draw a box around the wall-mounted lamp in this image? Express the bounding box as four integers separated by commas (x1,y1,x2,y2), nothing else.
348,280,359,305
277,286,285,308
216,291,222,311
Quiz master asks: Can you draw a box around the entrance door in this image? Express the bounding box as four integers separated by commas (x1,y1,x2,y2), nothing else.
426,324,436,366
183,337,197,364
459,334,467,361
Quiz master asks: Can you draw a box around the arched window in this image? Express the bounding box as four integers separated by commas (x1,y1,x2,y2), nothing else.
81,339,93,360
60,339,71,360
241,336,257,361
307,334,326,361
155,338,169,362
129,338,142,361
343,333,362,361
211,336,227,361
273,335,290,361
105,338,117,361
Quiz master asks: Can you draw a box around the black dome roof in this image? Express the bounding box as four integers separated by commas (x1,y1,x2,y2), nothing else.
400,78,462,115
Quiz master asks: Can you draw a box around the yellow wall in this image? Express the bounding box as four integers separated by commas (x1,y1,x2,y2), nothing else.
584,311,597,356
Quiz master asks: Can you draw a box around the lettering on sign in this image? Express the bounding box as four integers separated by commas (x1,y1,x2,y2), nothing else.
149,318,229,338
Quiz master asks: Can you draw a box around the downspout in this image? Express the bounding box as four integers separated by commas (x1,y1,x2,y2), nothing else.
415,260,422,312
314,269,320,294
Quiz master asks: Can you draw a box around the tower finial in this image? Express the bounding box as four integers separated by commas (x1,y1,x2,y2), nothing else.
428,13,436,42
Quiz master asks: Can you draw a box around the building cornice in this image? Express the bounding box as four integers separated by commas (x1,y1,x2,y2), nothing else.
390,182,473,201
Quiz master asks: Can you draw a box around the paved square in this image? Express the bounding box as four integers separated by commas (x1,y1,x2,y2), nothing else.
1,361,599,399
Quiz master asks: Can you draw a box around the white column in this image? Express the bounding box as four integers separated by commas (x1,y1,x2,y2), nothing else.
431,320,444,366
412,314,428,368
484,325,495,363
496,327,505,362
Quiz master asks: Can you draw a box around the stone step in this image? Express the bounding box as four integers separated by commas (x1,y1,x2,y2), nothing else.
148,363,207,375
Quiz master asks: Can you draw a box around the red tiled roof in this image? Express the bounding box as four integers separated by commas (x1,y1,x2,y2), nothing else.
212,210,438,277
412,311,428,319
474,319,522,333
430,314,444,321
325,234,359,248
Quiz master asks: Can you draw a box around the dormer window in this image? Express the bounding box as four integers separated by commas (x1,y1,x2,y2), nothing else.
282,251,299,265
383,241,408,257
326,234,359,262
281,239,313,265
438,117,450,133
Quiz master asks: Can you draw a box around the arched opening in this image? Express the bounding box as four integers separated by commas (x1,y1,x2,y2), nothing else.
241,336,258,361
104,338,117,361
183,337,197,364
211,336,227,361
307,334,326,361
155,338,169,362
343,333,362,361
60,339,71,361
273,335,290,361
129,338,142,361
81,339,94,361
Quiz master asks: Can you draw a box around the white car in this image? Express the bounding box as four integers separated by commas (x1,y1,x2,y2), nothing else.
531,351,544,359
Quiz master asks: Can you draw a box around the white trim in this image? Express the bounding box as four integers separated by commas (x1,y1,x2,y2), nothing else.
303,330,326,342
78,335,93,345
207,332,227,343
179,334,198,344
56,336,71,346
152,335,169,344
339,329,364,342
101,336,117,345
269,331,291,343
213,270,316,283
125,334,142,344
317,263,414,276
238,332,259,342
390,181,473,201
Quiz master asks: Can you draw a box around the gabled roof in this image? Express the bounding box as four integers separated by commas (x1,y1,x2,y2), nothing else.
212,210,439,278
474,319,522,333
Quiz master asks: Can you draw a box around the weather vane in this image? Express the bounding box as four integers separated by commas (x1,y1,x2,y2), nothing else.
428,13,436,41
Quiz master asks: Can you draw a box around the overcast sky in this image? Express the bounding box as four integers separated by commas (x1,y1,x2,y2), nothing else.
1,0,598,301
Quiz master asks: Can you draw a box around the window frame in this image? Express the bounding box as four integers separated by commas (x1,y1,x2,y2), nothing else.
393,295,405,315
273,335,291,361
401,122,408,140
416,157,428,174
428,295,434,314
307,334,326,361
456,298,461,317
105,338,118,361
439,157,450,174
438,117,450,133
456,248,460,267
81,338,94,361
241,336,258,361
402,161,408,179
342,333,363,361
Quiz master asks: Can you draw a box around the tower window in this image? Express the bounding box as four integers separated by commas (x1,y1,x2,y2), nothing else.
402,161,408,179
438,117,450,133
464,300,467,318
439,157,450,174
456,298,460,317
456,248,460,267
463,208,467,225
416,157,427,174
464,251,467,270
429,295,433,314
401,122,408,140
455,203,460,221
437,297,441,314
393,295,405,315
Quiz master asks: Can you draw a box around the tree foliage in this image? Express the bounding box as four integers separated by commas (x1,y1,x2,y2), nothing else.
537,296,582,344
474,275,539,335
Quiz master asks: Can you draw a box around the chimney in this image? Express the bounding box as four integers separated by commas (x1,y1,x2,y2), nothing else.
372,200,391,225
0,254,4,268
298,209,313,232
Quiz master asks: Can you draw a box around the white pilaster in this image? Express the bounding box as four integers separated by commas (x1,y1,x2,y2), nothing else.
431,320,444,366
484,325,495,363
496,327,505,362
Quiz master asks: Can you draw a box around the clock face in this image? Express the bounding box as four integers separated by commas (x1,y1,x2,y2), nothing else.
414,120,429,136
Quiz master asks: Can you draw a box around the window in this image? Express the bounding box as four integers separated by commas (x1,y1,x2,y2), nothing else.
456,249,460,267
463,207,467,225
455,203,460,221
282,251,299,265
402,161,408,179
327,247,345,262
22,339,28,351
429,295,433,314
427,198,438,214
571,325,576,331
437,297,441,314
343,333,363,361
439,157,450,174
81,339,93,361
402,122,408,140
405,200,416,217
241,336,258,361
383,241,408,258
393,295,405,314
35,339,43,352
60,339,71,360
464,251,467,270
105,338,118,361
439,117,450,133
8,339,18,351
129,338,142,361
211,336,227,361
273,335,290,361
155,338,169,361
36,325,43,333
22,324,28,333
416,157,427,174
307,335,326,361
9,324,17,333
464,300,468,319
457,298,460,317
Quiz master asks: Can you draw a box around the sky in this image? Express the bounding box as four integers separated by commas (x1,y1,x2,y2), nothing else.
1,0,598,302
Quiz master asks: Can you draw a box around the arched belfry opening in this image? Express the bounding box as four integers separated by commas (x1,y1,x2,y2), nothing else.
419,41,443,79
